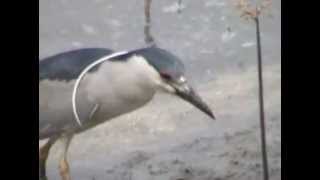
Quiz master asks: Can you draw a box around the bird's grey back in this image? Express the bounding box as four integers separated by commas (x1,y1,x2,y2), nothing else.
39,48,113,82
39,47,185,82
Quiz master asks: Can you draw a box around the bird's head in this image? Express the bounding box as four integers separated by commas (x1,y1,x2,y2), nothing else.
133,46,215,120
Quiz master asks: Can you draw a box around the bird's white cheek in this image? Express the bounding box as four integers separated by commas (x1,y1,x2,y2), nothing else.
130,56,175,94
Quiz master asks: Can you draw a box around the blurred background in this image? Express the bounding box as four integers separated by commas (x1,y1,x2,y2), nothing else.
39,0,281,179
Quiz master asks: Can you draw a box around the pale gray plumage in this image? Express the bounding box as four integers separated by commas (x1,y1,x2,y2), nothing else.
39,46,215,180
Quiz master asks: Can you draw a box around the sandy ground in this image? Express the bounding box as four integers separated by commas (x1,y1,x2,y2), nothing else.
40,0,281,179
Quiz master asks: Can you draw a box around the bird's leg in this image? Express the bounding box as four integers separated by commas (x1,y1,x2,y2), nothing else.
39,136,58,180
58,134,74,180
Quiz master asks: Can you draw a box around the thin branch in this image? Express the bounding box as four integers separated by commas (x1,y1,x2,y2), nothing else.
255,14,269,180
144,0,156,45
177,0,183,14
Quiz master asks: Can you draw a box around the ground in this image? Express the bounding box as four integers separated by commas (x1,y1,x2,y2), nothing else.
39,0,281,179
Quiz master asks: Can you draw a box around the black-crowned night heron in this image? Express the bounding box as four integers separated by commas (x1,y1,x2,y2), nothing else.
39,46,215,180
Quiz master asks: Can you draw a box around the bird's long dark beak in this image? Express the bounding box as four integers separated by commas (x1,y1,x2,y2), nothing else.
174,83,215,120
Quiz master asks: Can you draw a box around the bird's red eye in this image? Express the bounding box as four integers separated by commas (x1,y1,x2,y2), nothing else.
160,73,171,80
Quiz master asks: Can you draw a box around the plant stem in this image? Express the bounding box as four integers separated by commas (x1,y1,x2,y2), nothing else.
255,15,269,180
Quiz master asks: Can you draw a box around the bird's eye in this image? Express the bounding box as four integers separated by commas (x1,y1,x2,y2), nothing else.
160,73,171,80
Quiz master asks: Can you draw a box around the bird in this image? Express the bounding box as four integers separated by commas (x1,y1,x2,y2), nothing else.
39,46,215,180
